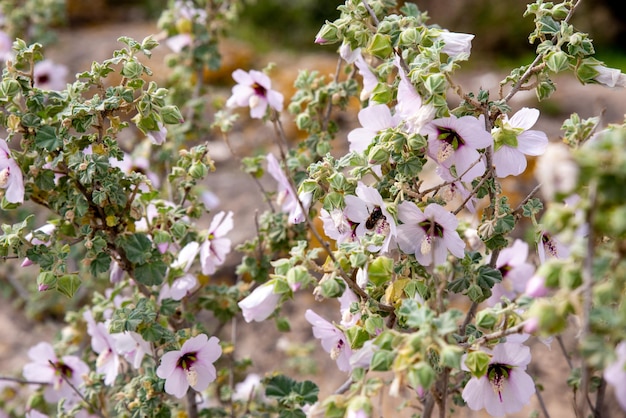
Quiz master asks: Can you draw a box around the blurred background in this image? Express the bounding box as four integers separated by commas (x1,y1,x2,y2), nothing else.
65,0,625,63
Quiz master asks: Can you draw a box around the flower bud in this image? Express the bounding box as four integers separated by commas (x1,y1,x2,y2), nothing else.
189,161,208,179
314,23,340,45
121,60,143,79
367,144,390,165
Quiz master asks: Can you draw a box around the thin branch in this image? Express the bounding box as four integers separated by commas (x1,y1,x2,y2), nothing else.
535,383,552,418
0,375,49,385
361,0,380,26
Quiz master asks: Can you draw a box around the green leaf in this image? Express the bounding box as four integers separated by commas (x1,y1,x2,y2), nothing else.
134,260,166,286
89,251,111,276
266,375,295,399
119,233,153,264
538,16,560,35
477,265,503,290
35,125,61,151
370,350,395,371
293,380,319,405
57,274,81,298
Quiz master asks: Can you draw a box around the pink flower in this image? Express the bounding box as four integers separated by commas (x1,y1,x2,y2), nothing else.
238,282,281,322
232,373,264,402
110,151,161,190
603,341,626,411
226,69,283,119
114,331,152,369
592,65,626,88
171,241,200,272
347,104,399,153
537,231,569,264
438,31,475,59
305,309,353,372
156,334,221,399
344,182,397,253
339,44,378,101
159,274,198,301
394,57,435,134
266,153,311,224
462,339,535,416
487,239,535,306
25,411,48,418
396,202,465,266
0,30,12,63
22,342,89,407
320,208,356,245
84,311,120,386
422,114,492,182
0,138,24,203
525,274,549,298
492,108,548,177
33,59,68,90
199,211,234,275
339,287,360,328
22,223,56,267
165,33,192,53
147,122,168,145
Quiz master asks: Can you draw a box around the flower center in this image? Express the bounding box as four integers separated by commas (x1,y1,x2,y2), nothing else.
419,220,444,238
488,363,512,402
330,338,345,360
499,263,513,278
177,352,198,371
252,82,267,98
0,167,10,187
541,233,558,257
437,127,464,150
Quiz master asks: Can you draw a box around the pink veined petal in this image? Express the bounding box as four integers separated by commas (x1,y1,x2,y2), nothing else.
443,231,466,258
182,334,209,354
498,239,529,267
266,90,284,112
249,70,271,90
509,107,539,130
165,34,192,53
209,211,234,238
493,146,527,178
190,361,217,391
356,183,384,206
197,336,222,364
493,342,532,368
164,368,189,399
453,115,493,149
397,224,427,255
358,104,394,131
348,127,375,153
344,195,370,223
157,350,183,379
231,69,253,85
508,263,535,293
172,241,200,272
483,390,508,418
517,130,548,156
397,201,426,224
226,84,253,108
500,369,535,414
430,237,450,265
249,99,269,119
396,74,423,119
453,146,486,181
354,55,378,96
462,376,489,411
238,284,280,322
